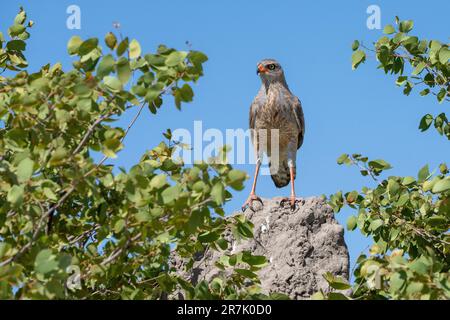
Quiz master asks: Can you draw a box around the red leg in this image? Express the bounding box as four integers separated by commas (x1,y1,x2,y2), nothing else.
242,161,263,212
280,166,300,210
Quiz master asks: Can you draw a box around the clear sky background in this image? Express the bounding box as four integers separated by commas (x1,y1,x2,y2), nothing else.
2,0,449,280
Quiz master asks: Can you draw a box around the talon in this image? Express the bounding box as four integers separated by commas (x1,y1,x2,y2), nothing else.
242,194,263,212
280,197,301,211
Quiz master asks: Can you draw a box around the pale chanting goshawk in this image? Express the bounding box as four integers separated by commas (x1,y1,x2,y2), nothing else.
242,59,305,211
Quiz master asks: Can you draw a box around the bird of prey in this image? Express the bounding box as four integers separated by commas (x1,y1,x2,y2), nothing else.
242,59,305,211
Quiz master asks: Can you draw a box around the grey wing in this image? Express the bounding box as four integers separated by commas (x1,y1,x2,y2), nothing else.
249,99,257,130
292,97,305,149
249,93,264,144
249,99,258,145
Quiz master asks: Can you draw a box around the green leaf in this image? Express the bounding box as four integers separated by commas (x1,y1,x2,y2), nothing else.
242,252,267,267
402,176,416,186
418,164,429,182
346,215,357,231
396,76,408,86
189,51,208,66
383,24,395,34
228,169,246,183
236,221,253,238
431,178,450,193
129,39,141,59
346,191,358,203
7,185,24,206
103,76,122,92
103,138,122,158
419,114,433,131
131,85,146,97
114,219,126,233
116,38,129,57
329,279,351,290
150,174,167,190
178,84,194,102
0,243,11,259
145,83,164,103
337,153,349,165
310,291,325,300
368,159,392,170
210,182,225,205
406,282,424,295
14,9,26,25
427,216,447,226
8,24,26,37
390,271,406,292
96,54,115,79
412,61,426,75
216,238,228,250
351,40,359,51
78,38,99,55
234,268,258,279
437,88,446,104
198,231,219,243
116,57,131,84
104,32,117,50
49,147,68,166
145,54,166,66
187,210,205,234
351,50,366,70
328,292,350,300
438,47,450,64
165,51,188,66
35,249,59,275
422,178,436,192
323,272,351,290
399,20,414,33
161,185,181,204
387,179,400,197
135,211,151,223
369,219,384,231
67,36,82,55
43,188,58,201
6,39,26,51
16,157,34,182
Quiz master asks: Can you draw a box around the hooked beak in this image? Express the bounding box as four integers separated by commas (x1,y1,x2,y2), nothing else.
256,64,268,75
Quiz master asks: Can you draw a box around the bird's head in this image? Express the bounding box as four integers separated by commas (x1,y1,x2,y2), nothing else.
256,59,285,84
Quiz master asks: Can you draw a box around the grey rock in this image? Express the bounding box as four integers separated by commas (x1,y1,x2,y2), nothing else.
174,196,350,299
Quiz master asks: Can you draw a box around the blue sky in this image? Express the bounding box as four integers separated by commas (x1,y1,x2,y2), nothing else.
2,0,449,280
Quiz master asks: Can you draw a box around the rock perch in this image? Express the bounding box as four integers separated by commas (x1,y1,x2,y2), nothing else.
176,196,350,299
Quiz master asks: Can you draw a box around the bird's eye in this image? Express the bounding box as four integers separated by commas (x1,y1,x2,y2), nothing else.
267,64,276,70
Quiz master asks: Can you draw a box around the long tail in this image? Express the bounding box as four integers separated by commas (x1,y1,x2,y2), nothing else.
269,157,295,188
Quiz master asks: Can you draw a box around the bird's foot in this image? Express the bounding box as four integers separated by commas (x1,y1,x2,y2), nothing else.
241,194,263,212
280,196,302,211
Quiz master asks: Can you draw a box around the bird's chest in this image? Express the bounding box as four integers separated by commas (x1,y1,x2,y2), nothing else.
254,91,298,148
256,90,295,131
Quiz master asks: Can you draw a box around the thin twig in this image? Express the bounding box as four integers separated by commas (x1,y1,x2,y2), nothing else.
94,101,147,168
348,157,383,187
72,113,111,156
67,224,101,245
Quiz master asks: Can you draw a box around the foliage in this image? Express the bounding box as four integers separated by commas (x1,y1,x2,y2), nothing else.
319,18,450,300
352,16,449,139
0,8,269,299
325,154,450,300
